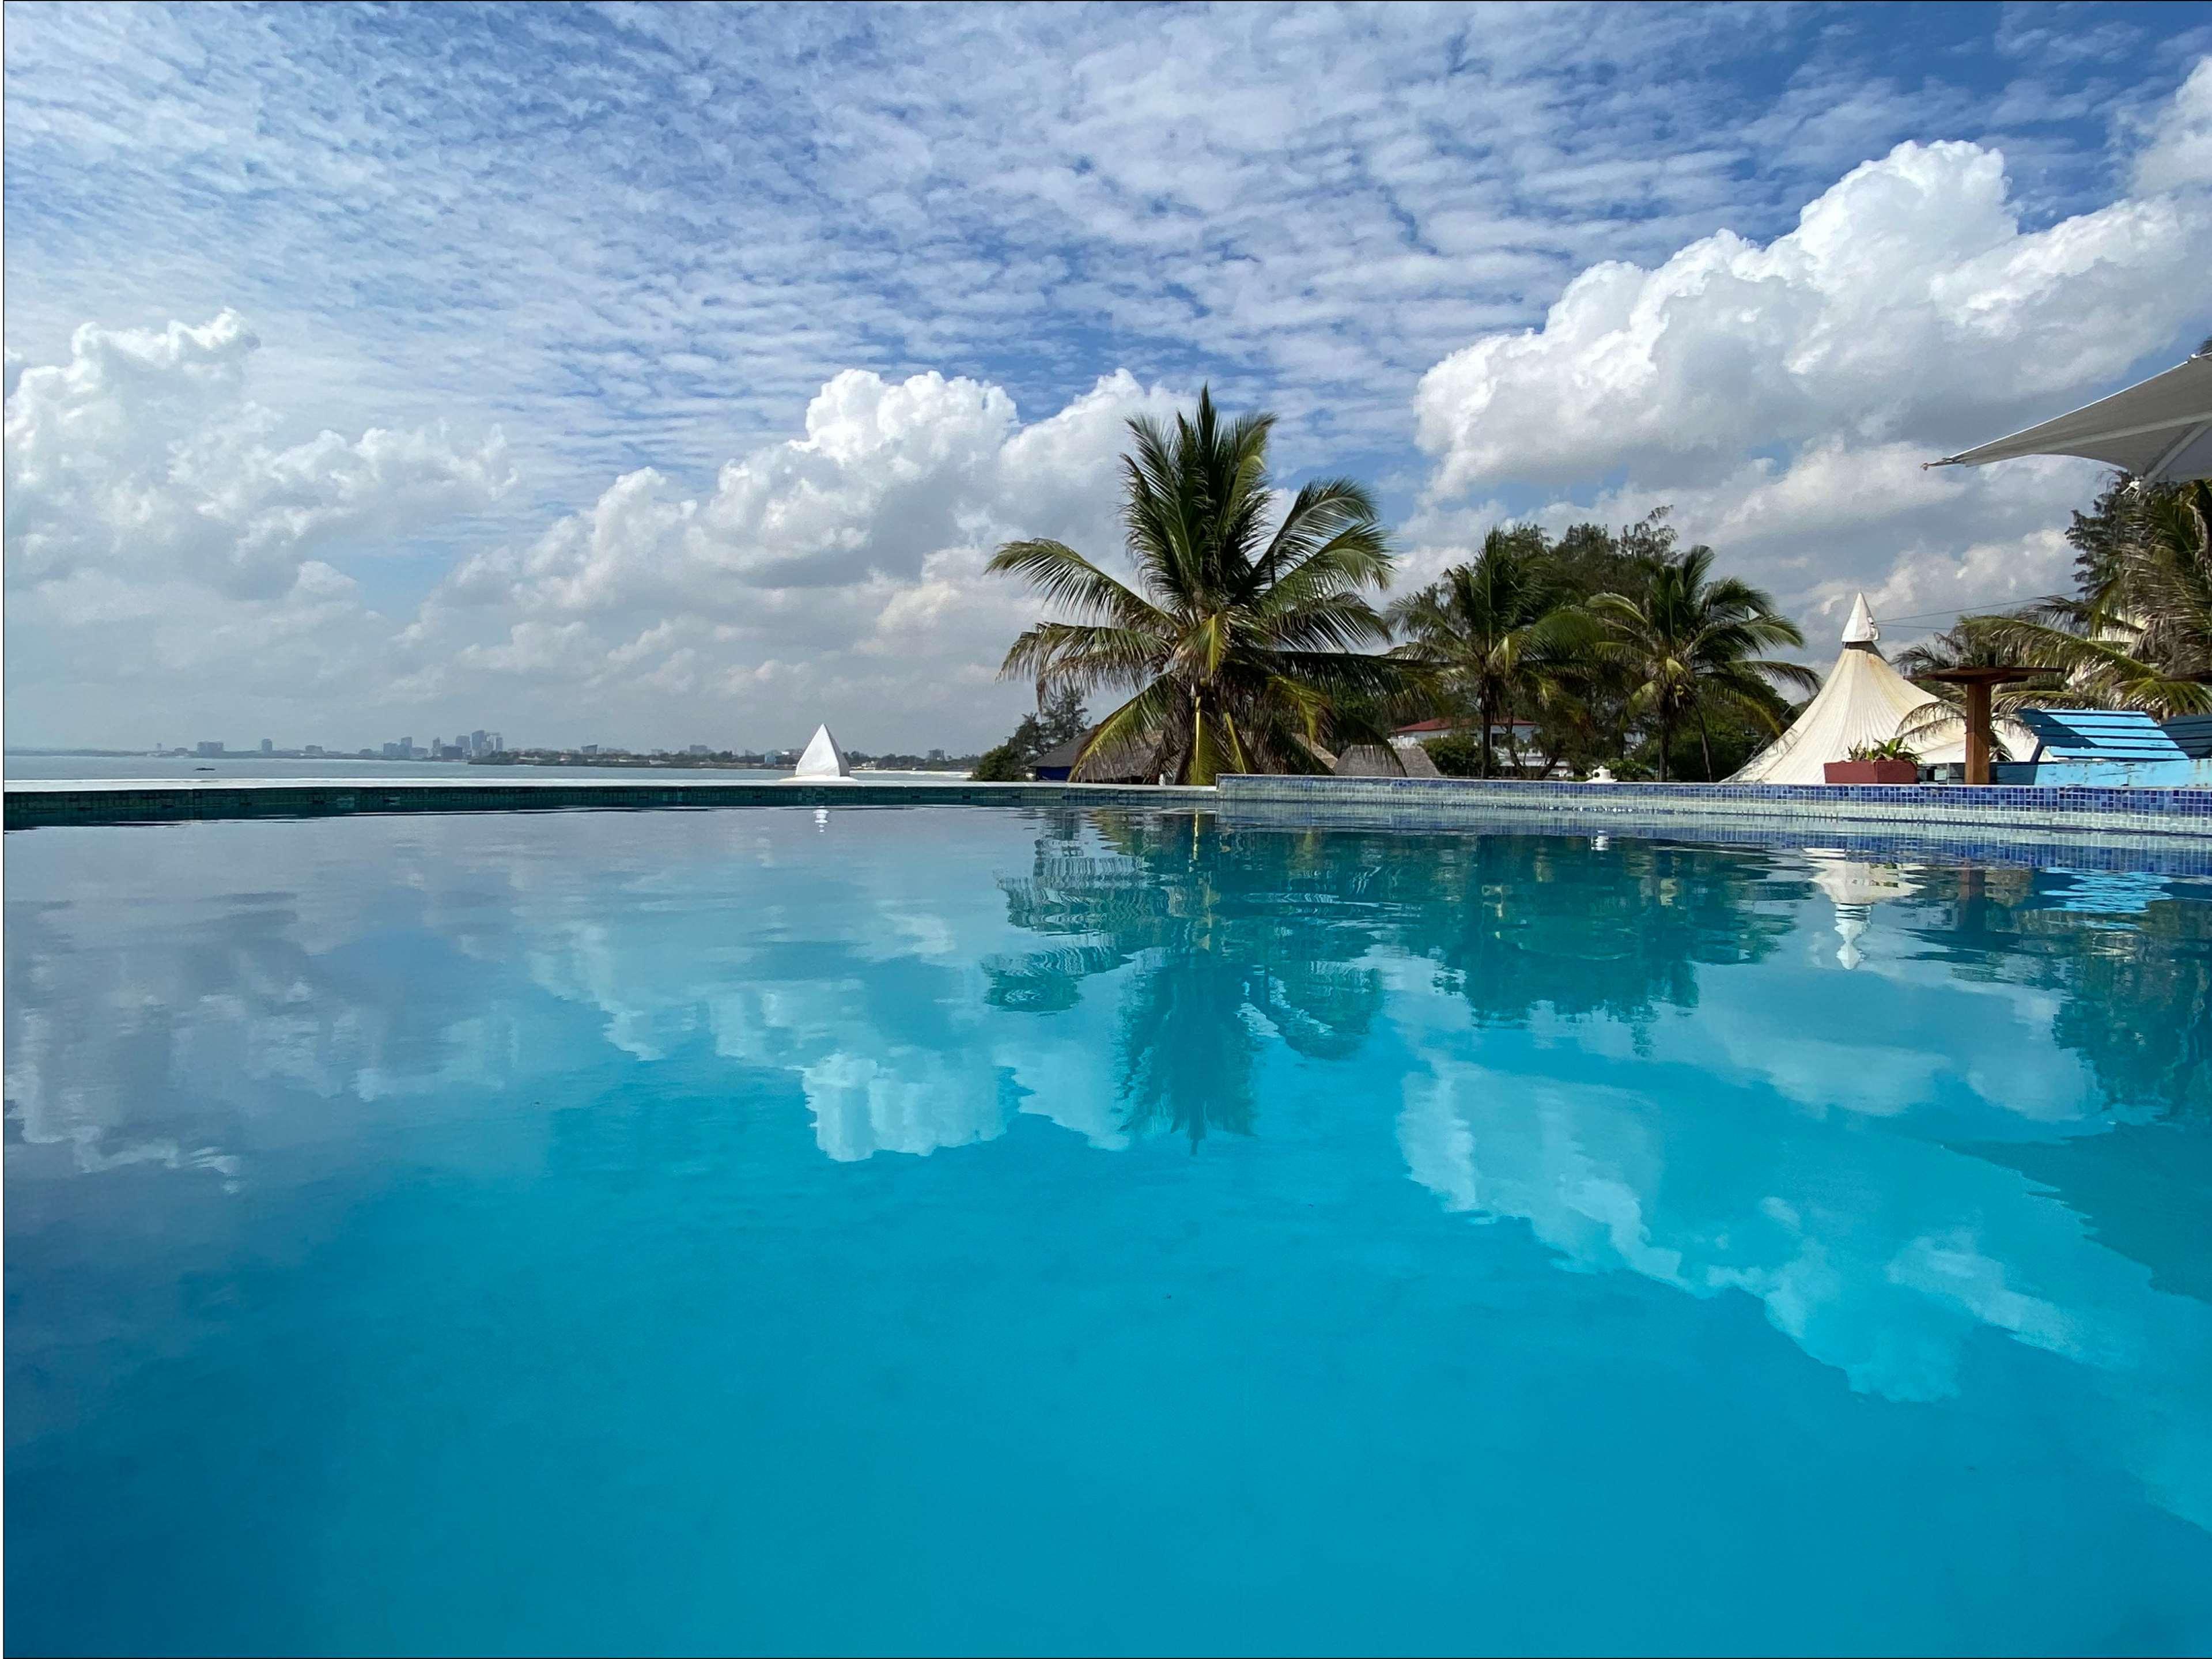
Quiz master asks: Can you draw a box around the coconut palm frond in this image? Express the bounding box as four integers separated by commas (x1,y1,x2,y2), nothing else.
1386,526,1584,777
990,386,1409,785
1587,550,1816,780
985,540,1166,632
1933,479,2212,719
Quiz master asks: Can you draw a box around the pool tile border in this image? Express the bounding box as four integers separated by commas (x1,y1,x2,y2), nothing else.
1210,800,2212,877
1212,773,2212,841
6,770,2207,843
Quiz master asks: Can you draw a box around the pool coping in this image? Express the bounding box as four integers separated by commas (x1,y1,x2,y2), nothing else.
0,776,1217,827
1212,774,2212,841
5,769,2209,840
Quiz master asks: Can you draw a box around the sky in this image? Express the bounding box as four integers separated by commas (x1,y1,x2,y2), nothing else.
5,0,2212,754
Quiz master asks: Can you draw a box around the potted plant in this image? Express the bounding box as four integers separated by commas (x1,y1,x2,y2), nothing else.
1825,737,1920,785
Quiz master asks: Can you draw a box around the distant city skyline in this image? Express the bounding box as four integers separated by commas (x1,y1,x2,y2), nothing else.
96,725,963,760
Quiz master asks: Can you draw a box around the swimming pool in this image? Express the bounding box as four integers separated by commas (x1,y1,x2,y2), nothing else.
6,805,2209,1655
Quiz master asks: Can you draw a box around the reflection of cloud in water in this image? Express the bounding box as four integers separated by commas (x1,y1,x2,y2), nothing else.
498,826,1135,1163
1396,1046,2212,1529
1617,922,2105,1126
801,1050,1004,1163
2040,868,2175,919
3,878,535,1184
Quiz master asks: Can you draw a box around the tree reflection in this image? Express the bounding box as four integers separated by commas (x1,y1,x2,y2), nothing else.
1899,866,2212,1123
989,814,2212,1155
2047,893,2212,1123
986,815,1397,1145
1389,834,1796,1035
986,816,1808,1140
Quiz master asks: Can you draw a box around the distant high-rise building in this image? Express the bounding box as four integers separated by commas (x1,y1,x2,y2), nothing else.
304,745,324,757
195,740,224,757
581,743,599,755
260,738,274,754
688,743,710,755
489,732,502,753
471,729,489,755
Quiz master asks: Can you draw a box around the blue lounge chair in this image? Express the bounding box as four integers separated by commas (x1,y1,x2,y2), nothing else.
1991,708,2211,787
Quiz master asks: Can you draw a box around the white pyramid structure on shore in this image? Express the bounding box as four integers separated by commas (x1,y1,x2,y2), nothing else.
780,723,855,783
1730,594,2025,783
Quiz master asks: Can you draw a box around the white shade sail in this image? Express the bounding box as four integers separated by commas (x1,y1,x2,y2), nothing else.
1931,353,2212,483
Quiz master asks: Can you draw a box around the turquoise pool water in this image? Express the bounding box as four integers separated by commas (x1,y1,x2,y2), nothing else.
6,806,2210,1656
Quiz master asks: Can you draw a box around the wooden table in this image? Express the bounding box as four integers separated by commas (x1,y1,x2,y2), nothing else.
1917,667,2053,784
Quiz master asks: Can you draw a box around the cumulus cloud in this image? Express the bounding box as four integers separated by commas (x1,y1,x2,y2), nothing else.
455,369,1022,615
1413,442,2097,643
1414,137,2212,496
3,312,513,601
406,366,1185,742
1409,70,2212,647
2134,56,2212,195
6,332,1185,747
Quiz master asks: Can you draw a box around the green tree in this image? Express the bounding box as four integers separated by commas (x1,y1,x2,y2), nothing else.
988,388,1407,785
1961,479,2212,717
1386,526,1592,777
1587,549,1817,781
1525,511,1681,771
1890,619,2055,754
970,686,1092,781
969,742,1029,782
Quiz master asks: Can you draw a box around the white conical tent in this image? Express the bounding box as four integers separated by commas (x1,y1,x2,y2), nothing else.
1730,595,2024,783
780,724,854,783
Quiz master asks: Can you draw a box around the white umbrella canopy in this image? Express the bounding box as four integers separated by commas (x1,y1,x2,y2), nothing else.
1931,352,2212,483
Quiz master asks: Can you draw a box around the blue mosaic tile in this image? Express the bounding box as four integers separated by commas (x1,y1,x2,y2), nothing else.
1209,773,2212,843
5,772,2206,848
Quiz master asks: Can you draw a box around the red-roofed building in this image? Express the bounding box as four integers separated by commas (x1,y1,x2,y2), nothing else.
1387,716,1557,776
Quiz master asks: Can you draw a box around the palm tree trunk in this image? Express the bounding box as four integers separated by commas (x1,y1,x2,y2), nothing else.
1655,708,1671,781
1480,688,1496,780
1695,706,1715,781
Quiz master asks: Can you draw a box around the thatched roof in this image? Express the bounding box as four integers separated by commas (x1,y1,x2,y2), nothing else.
1333,742,1440,779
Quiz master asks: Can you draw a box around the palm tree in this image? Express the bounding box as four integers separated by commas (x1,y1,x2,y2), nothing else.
1387,527,1591,777
1960,481,2212,716
988,388,1408,785
1587,549,1817,781
1891,620,2064,755
984,814,1390,1147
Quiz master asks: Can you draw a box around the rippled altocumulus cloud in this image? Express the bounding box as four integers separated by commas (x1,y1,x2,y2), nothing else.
6,5,2212,748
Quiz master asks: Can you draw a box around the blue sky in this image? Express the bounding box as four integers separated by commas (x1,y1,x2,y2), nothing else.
6,1,2212,750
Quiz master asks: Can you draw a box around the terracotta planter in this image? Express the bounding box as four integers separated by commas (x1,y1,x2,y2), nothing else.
1824,759,1918,785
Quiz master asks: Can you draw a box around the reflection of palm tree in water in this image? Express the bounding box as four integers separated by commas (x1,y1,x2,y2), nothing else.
1901,866,2212,1124
987,814,1394,1146
988,815,1806,1136
1391,835,1795,1037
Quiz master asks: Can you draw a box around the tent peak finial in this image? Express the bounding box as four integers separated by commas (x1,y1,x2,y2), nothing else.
1842,592,1879,645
